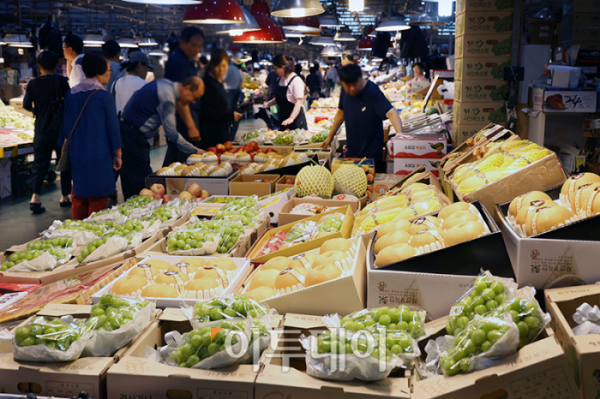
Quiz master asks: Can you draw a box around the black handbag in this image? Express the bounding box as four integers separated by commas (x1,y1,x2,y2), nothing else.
57,90,100,172
51,75,65,131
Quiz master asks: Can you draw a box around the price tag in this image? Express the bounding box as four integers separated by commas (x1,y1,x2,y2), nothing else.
449,306,463,317
482,125,504,138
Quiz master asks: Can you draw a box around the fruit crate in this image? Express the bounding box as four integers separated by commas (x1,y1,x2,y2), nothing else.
145,170,238,196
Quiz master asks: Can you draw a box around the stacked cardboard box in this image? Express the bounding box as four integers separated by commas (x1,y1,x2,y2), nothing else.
560,0,600,49
454,0,513,144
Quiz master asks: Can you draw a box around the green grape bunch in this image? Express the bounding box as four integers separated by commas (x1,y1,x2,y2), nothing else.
314,329,414,362
167,230,217,253
14,316,82,351
447,275,509,335
310,132,328,143
84,294,147,332
341,305,426,339
76,237,108,263
59,220,107,236
205,197,235,204
217,224,245,254
192,295,267,324
1,248,66,271
488,296,546,349
28,237,74,251
142,206,176,224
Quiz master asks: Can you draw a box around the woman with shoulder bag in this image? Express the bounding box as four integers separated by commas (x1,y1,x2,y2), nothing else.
57,52,123,220
23,50,71,214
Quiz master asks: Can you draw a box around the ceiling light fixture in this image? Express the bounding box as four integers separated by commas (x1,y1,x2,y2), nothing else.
334,28,356,41
375,16,410,31
234,0,286,44
122,0,198,5
83,33,105,46
4,33,32,48
409,2,448,26
318,13,343,28
138,37,158,46
118,38,139,48
321,45,343,57
271,0,324,18
310,35,335,46
348,0,364,12
216,6,261,36
184,0,246,24
282,16,321,33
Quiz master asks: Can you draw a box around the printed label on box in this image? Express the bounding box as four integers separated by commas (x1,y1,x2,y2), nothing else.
393,159,440,176
457,34,512,58
543,91,597,113
391,137,448,159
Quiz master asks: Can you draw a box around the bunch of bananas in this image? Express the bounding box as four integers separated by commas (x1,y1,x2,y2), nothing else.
451,140,552,195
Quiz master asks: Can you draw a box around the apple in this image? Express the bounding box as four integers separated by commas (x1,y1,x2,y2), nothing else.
140,188,154,197
186,183,202,197
208,146,217,153
235,147,244,153
250,141,260,151
224,141,233,150
163,194,173,202
154,192,164,200
256,149,264,154
266,148,275,153
244,144,253,152
150,183,165,196
250,153,255,162
201,190,209,198
285,179,294,185
178,191,193,201
215,144,226,154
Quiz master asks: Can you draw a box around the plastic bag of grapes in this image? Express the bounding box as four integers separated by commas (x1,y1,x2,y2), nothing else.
446,271,518,336
151,318,256,369
324,305,427,340
283,221,318,245
42,220,107,246
118,195,161,219
166,228,221,256
182,294,271,330
2,247,70,273
27,237,77,254
85,207,128,225
311,213,345,239
219,196,260,216
81,294,156,357
13,315,92,362
76,236,128,264
301,328,420,381
429,314,520,377
487,287,551,349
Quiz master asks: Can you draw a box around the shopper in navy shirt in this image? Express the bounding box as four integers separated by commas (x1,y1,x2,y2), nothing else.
163,27,204,166
322,64,403,172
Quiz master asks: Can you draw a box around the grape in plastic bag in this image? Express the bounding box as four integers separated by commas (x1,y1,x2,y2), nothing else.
190,295,268,326
312,213,344,239
447,271,517,335
335,305,427,339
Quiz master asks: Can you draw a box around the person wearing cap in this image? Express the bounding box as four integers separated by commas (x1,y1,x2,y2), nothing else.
111,51,154,114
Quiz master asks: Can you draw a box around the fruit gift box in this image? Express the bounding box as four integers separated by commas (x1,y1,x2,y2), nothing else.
92,255,252,308
445,139,567,221
248,205,355,263
240,235,369,316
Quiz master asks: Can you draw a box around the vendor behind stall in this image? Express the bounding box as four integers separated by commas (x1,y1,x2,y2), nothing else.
322,64,403,173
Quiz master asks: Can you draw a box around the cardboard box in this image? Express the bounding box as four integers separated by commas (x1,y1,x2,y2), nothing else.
107,308,259,399
385,166,444,195
145,172,236,196
292,148,333,165
392,158,440,176
529,18,556,45
455,57,511,82
573,12,600,27
453,101,505,125
242,235,368,316
454,80,510,103
545,284,600,399
456,0,514,14
530,87,598,113
456,34,512,58
366,201,514,319
372,174,404,199
277,196,363,226
573,27,600,42
456,11,514,37
391,133,449,159
91,254,252,308
447,152,567,223
495,187,600,289
275,174,296,192
452,123,489,145
257,188,295,225
255,313,411,399
229,174,280,196
248,205,355,263
411,329,579,398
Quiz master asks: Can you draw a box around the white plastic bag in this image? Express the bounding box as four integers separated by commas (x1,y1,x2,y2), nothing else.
7,251,61,272
82,301,156,357
165,229,221,256
572,303,600,336
79,236,128,264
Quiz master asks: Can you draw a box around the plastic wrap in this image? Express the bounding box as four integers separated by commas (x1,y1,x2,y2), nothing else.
311,213,344,239
572,303,600,336
85,208,128,225
182,295,269,330
324,305,427,340
447,271,518,335
77,236,128,264
259,231,287,256
13,315,92,362
27,237,76,255
283,221,317,245
166,229,221,256
2,248,69,272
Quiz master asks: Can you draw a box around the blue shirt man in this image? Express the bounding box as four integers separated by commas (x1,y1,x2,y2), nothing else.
119,77,204,200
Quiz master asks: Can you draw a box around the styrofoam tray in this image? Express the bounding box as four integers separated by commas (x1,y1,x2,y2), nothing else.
91,254,252,308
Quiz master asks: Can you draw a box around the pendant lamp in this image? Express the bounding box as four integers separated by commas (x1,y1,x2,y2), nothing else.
123,0,198,5
138,37,158,46
334,28,356,41
216,6,260,35
83,33,105,46
409,2,447,26
234,0,285,43
310,35,335,46
4,34,32,48
282,16,321,34
118,38,139,48
271,0,324,18
319,14,343,28
375,16,410,31
321,45,343,57
184,0,246,24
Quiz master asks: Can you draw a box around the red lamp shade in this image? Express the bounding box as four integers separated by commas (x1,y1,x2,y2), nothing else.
282,16,321,33
184,0,245,24
234,0,286,43
357,36,374,50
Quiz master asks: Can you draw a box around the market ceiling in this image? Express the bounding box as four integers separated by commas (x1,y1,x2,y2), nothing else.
0,0,426,38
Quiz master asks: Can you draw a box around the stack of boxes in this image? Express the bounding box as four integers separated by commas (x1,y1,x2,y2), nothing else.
453,0,513,144
561,0,600,50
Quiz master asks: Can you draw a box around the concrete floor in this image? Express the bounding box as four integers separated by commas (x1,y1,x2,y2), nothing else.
0,119,267,250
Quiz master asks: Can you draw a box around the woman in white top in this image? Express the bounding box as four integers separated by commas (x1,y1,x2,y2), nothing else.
111,51,155,114
262,53,307,130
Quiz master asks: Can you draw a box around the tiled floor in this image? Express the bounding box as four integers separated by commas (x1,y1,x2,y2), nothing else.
0,119,267,250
